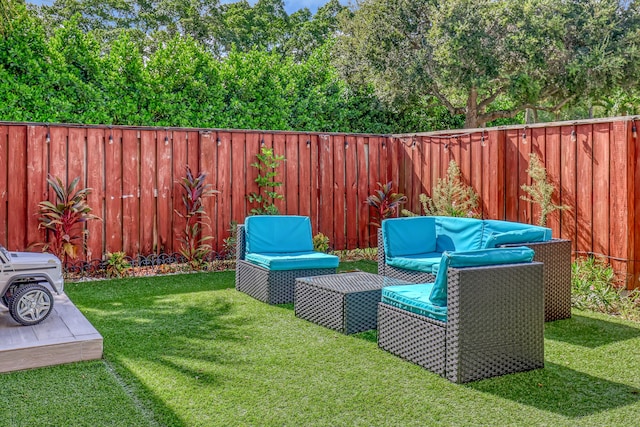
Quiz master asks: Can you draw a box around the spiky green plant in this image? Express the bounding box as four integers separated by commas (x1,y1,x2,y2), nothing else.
521,153,569,226
247,147,285,215
364,181,407,227
175,166,218,270
37,176,100,262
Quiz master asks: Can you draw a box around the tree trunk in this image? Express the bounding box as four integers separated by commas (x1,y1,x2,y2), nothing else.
464,87,480,128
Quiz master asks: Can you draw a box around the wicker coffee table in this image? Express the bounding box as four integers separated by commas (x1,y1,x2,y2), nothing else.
294,272,412,334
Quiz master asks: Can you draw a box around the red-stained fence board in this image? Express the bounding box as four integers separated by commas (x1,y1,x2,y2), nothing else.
469,133,483,218
357,137,369,248
104,129,123,254
285,134,300,215
318,135,334,242
0,126,8,246
187,131,200,173
139,130,156,255
530,128,547,226
7,126,27,250
575,124,593,254
309,135,320,234
333,136,346,250
122,130,140,256
504,129,520,222
198,130,217,251
518,128,532,224
25,126,47,250
172,131,189,254
48,127,68,186
609,121,628,276
367,136,380,247
345,136,358,249
245,133,261,217
216,132,232,245
420,137,432,209
592,123,610,257
545,127,561,235
86,129,105,261
68,128,85,187
298,135,312,219
156,129,173,254
231,132,246,223
560,126,577,252
272,134,287,216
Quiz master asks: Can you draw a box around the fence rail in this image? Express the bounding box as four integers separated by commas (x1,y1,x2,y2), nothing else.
0,118,638,289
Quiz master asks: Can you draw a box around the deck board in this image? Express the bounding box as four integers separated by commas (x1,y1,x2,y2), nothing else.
0,293,103,373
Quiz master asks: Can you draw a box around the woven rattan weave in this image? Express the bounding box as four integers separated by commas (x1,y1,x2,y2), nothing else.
295,272,411,334
378,262,545,383
377,228,571,322
235,225,337,304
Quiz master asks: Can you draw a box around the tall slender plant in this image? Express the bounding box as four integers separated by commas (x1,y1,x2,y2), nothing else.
521,153,569,226
247,147,285,215
175,166,218,270
37,176,100,263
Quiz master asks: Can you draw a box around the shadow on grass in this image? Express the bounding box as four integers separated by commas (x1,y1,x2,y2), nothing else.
544,314,640,348
469,362,640,417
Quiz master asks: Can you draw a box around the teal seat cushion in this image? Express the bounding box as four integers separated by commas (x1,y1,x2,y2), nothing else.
482,228,547,249
435,217,484,252
385,252,442,273
245,215,314,254
245,251,339,271
429,247,536,306
381,217,437,257
382,283,448,322
481,219,552,247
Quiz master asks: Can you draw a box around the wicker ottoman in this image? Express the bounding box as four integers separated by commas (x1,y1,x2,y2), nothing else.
294,272,411,334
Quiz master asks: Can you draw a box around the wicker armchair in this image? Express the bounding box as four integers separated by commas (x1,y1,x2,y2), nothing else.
235,216,339,304
378,259,545,383
377,228,571,322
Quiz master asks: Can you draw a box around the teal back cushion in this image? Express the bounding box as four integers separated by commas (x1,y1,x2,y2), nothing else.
483,228,547,249
429,247,535,306
435,217,484,252
482,219,552,246
382,217,437,257
245,215,313,254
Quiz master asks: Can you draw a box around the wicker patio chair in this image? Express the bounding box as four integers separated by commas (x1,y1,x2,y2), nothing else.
235,216,339,304
378,257,545,383
377,228,571,322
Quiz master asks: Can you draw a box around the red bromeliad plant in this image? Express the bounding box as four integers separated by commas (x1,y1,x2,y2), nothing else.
38,176,100,263
175,166,218,269
364,181,407,227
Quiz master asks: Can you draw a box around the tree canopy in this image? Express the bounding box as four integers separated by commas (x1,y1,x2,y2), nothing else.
335,0,640,128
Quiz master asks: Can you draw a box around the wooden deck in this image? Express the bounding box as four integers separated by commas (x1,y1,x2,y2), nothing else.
0,293,103,373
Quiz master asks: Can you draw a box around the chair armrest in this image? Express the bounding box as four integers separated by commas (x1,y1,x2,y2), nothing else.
236,224,246,261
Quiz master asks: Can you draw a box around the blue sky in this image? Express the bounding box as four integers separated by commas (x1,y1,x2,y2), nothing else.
27,1,343,15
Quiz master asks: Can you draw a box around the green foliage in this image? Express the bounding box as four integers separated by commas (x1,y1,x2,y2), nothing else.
104,251,131,278
403,161,478,218
572,256,640,322
37,176,100,262
364,181,407,227
248,147,285,215
222,221,238,260
312,232,330,253
175,166,218,270
521,153,569,227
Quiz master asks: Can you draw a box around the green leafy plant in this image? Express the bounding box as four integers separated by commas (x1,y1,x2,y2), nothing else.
105,251,131,278
175,166,218,270
222,221,238,260
364,181,407,227
521,153,570,226
572,255,640,321
37,176,100,263
402,160,478,218
247,147,285,215
312,232,330,253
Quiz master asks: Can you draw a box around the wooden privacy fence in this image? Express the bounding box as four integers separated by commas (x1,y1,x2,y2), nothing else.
0,117,638,289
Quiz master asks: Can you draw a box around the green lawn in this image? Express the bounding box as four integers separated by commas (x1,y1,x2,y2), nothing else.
1,260,639,426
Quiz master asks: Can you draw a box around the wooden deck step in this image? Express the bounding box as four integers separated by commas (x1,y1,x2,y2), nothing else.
0,293,103,373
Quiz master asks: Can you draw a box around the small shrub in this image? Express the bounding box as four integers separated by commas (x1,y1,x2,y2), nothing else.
402,160,478,218
313,232,330,253
364,181,407,227
105,251,131,278
222,221,238,260
521,153,569,226
37,176,100,263
572,255,640,321
247,147,285,215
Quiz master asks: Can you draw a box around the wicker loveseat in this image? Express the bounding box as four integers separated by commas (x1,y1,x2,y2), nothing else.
378,247,545,383
235,215,339,304
377,216,571,321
